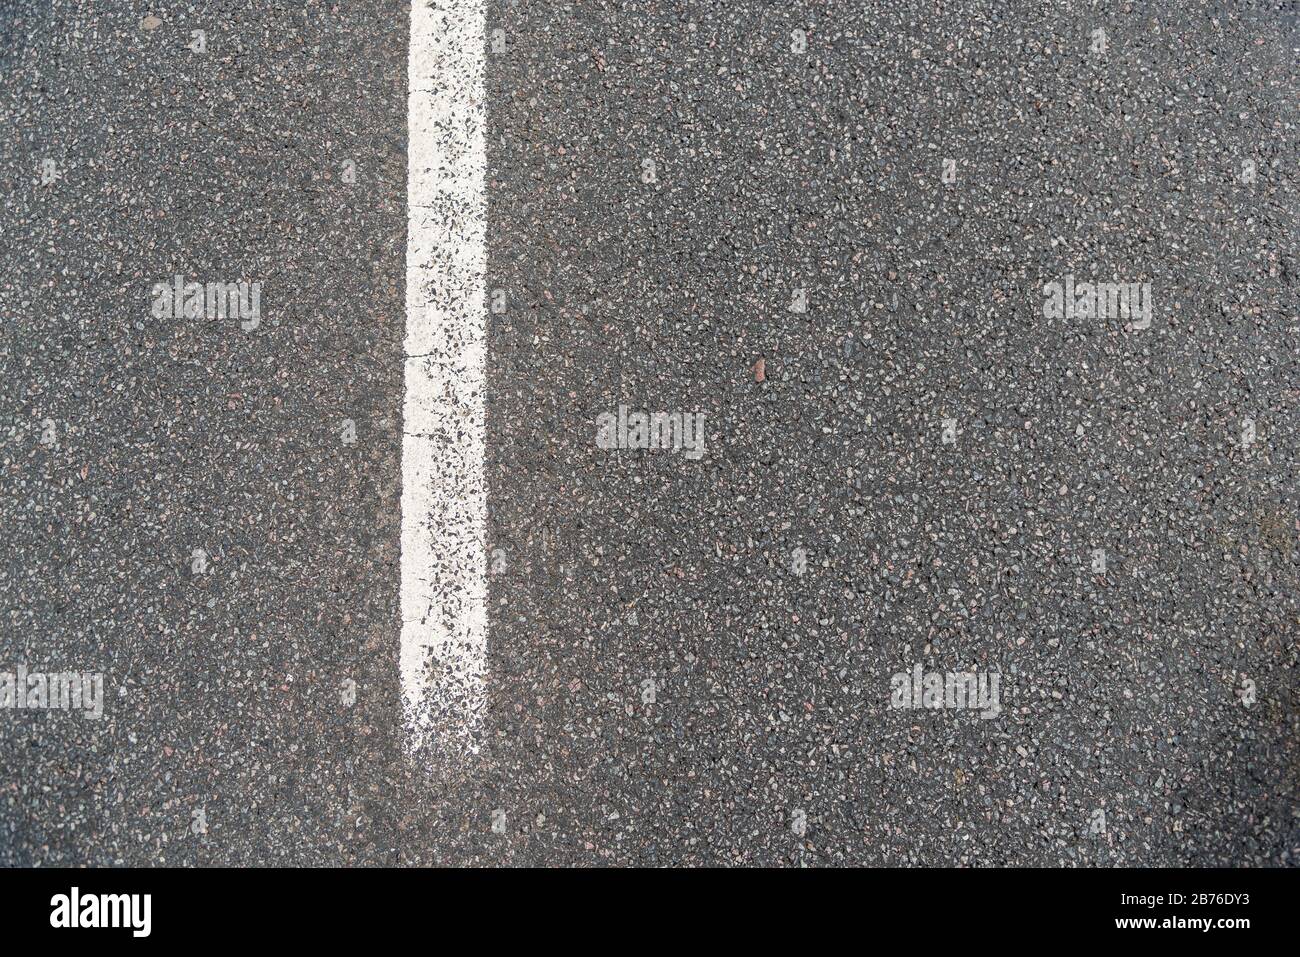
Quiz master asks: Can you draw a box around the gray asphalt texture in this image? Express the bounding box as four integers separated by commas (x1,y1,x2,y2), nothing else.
2,0,1297,866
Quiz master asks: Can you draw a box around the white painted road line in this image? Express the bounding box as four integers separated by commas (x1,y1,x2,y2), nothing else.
402,0,487,754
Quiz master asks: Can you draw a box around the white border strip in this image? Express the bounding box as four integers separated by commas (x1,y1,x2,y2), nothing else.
402,0,487,754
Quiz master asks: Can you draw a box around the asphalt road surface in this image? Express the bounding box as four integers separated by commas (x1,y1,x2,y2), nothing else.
1,0,1297,866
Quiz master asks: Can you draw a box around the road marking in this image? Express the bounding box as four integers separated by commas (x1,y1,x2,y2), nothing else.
402,0,487,755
